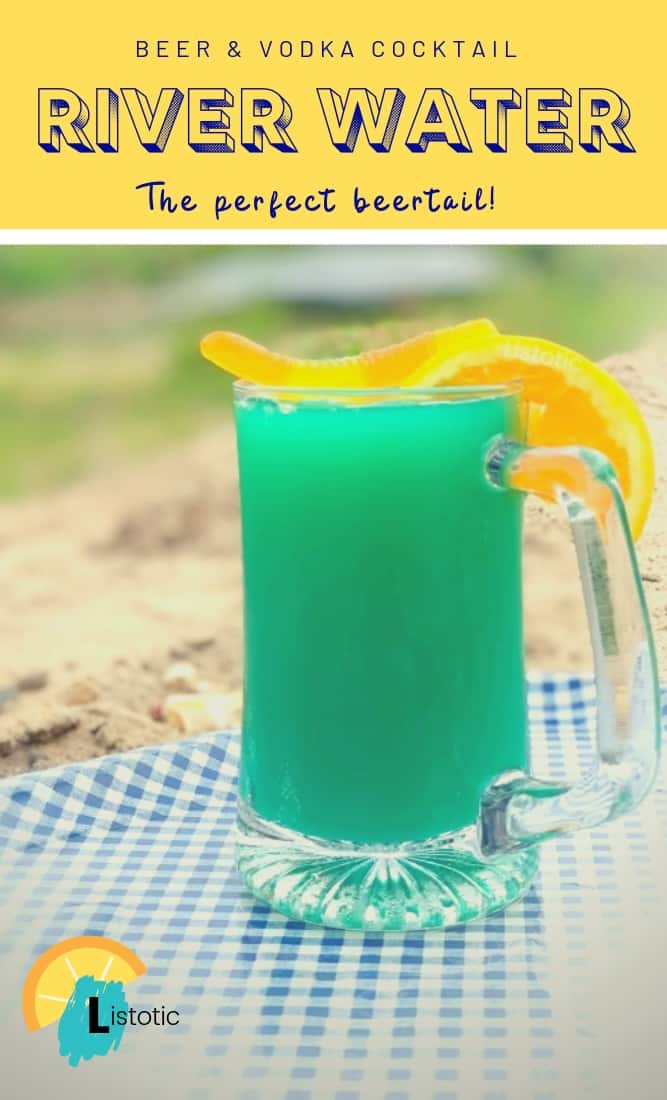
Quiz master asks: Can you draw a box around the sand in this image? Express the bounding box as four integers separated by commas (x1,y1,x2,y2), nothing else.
1,345,665,778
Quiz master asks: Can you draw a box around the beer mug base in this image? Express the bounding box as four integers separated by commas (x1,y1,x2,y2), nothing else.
235,801,539,931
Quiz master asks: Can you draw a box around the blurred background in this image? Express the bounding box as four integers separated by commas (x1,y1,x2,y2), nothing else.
2,244,667,499
2,244,666,776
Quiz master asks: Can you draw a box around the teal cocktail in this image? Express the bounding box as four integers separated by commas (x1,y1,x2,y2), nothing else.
236,387,525,844
232,382,660,931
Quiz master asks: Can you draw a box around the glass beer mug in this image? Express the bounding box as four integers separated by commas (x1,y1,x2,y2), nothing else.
232,381,660,931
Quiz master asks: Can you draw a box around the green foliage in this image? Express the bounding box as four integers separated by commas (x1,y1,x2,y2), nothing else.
0,245,665,499
0,246,213,296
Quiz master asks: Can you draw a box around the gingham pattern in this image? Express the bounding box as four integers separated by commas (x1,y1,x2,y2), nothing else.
1,676,666,1100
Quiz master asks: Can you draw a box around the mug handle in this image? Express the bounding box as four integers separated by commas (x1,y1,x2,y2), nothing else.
479,439,661,858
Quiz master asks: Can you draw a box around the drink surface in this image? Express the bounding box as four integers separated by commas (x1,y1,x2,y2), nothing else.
235,389,527,844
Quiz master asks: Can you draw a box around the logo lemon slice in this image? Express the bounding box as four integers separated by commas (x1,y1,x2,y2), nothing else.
23,935,146,1031
200,321,654,539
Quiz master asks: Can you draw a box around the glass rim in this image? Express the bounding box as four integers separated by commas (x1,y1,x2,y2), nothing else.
232,379,523,401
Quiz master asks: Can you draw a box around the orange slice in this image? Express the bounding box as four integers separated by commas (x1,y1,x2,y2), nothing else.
200,319,498,389
23,935,146,1031
200,322,653,538
402,332,653,539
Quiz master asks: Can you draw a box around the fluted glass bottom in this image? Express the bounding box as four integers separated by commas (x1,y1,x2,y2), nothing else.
235,801,539,931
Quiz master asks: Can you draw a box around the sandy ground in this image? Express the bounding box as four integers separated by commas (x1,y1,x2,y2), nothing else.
1,345,665,778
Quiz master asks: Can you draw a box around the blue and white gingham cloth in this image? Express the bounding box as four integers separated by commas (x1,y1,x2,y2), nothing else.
1,676,667,1100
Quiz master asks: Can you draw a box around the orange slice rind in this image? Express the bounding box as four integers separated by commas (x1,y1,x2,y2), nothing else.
402,332,653,539
22,935,146,1031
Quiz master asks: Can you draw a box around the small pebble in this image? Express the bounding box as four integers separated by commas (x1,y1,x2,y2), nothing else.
188,636,215,651
163,661,199,693
0,686,19,708
168,644,188,660
149,702,165,723
16,670,49,693
165,692,235,734
62,679,99,705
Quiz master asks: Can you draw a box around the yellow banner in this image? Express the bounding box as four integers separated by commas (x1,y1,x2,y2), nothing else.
2,0,664,229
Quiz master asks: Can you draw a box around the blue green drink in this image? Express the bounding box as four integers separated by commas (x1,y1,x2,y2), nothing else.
235,386,527,845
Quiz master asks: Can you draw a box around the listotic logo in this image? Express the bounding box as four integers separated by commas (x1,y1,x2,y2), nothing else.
22,935,179,1066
